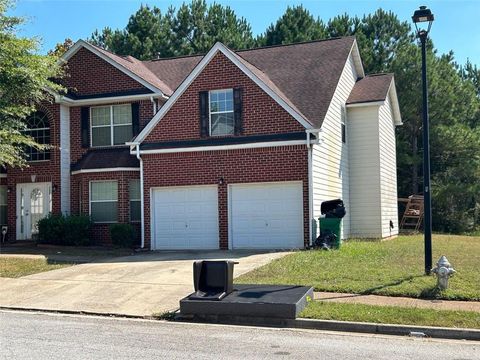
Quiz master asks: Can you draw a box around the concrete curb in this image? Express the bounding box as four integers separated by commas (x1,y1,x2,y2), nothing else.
176,314,480,341
2,306,479,341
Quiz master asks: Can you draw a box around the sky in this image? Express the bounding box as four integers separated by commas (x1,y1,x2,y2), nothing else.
9,0,480,66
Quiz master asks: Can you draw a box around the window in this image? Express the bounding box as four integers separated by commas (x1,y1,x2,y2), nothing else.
341,104,347,144
91,104,132,147
209,89,234,136
90,181,118,223
0,186,7,225
129,179,141,222
25,112,50,161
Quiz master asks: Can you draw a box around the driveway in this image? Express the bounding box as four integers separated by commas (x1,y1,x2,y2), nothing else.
0,250,289,316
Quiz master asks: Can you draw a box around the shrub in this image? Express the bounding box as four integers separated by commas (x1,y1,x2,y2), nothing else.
64,215,93,246
110,223,136,248
37,214,92,246
37,213,65,244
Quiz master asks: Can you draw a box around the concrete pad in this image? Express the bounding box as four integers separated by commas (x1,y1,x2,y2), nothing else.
0,250,288,317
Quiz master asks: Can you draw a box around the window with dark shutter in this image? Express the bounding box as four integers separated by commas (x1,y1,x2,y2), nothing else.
81,107,90,148
131,103,140,137
233,88,243,135
199,91,209,137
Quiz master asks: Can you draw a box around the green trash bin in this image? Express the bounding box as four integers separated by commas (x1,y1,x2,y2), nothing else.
319,217,342,249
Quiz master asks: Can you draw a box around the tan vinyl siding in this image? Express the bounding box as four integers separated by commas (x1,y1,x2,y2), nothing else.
378,95,399,237
312,54,357,239
347,106,382,238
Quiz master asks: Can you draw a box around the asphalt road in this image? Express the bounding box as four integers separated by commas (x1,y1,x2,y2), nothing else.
0,311,478,360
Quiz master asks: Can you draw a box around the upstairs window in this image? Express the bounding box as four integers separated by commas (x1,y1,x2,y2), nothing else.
91,104,132,147
341,104,347,144
25,112,50,161
209,89,234,136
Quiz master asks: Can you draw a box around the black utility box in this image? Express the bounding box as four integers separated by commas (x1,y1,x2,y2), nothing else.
321,199,346,219
189,260,236,301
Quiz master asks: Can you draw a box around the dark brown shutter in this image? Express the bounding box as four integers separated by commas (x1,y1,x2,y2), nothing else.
233,88,243,135
131,103,140,137
80,107,90,148
199,91,209,137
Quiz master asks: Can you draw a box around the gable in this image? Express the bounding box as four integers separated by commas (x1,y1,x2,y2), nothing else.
63,47,150,97
142,51,305,143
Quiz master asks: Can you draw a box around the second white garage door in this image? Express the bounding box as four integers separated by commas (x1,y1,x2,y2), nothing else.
230,182,304,249
152,186,219,250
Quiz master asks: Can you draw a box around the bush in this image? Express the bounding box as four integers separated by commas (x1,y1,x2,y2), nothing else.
110,223,136,248
37,214,92,246
64,215,93,246
37,213,65,244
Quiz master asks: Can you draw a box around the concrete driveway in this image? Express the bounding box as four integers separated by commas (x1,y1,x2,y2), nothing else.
0,250,289,317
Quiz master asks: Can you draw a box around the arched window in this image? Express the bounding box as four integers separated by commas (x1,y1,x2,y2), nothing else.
25,112,50,161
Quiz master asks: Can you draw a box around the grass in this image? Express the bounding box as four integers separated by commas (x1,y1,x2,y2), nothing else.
301,301,480,329
236,234,480,301
0,257,73,278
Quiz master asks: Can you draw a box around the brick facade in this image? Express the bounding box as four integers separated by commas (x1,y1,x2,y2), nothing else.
144,52,304,143
63,47,147,97
143,146,309,250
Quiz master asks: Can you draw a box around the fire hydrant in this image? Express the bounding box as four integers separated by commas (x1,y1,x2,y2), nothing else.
431,256,456,290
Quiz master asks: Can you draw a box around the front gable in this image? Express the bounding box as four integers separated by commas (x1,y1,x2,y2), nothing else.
141,51,306,144
63,47,150,98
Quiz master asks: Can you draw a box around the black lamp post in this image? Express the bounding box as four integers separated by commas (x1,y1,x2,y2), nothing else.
412,6,434,275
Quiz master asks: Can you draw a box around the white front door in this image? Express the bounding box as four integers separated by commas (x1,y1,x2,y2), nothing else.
16,182,52,240
152,185,219,250
229,182,304,249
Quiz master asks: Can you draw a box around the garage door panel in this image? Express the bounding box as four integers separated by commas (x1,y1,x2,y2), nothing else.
153,186,219,250
231,182,303,249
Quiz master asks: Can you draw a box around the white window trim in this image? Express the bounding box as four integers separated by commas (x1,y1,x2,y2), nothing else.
90,104,132,148
208,89,234,137
89,180,118,224
129,180,141,223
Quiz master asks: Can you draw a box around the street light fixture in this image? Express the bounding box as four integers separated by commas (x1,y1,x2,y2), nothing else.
412,5,434,275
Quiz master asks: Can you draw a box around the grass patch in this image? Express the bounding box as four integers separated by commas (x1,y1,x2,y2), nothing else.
236,234,480,301
0,257,73,278
151,311,177,321
301,301,480,329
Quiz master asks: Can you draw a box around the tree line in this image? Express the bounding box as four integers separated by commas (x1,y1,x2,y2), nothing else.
3,0,479,233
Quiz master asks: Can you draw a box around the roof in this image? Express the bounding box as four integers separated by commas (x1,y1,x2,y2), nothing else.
141,37,358,128
347,74,393,104
71,148,139,172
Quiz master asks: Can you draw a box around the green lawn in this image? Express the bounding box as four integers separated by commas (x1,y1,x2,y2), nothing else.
236,234,480,301
301,301,480,329
0,257,72,278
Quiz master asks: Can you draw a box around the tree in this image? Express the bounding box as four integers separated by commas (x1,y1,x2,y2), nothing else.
90,1,254,59
48,38,74,57
258,5,325,46
0,0,63,168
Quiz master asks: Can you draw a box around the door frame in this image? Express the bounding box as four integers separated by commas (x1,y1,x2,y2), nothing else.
16,182,52,240
227,181,304,250
149,184,219,251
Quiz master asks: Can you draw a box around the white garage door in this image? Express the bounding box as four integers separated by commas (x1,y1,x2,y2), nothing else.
230,182,304,249
152,186,219,250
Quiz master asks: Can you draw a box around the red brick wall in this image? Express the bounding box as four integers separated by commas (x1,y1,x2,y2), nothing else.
144,52,304,142
143,145,308,250
71,171,140,245
64,47,147,96
70,100,154,164
5,101,61,242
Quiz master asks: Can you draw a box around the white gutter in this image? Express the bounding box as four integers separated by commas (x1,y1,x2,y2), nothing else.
54,93,166,106
135,143,145,249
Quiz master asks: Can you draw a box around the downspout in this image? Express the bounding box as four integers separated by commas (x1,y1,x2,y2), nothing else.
135,144,145,249
150,96,157,114
306,132,313,248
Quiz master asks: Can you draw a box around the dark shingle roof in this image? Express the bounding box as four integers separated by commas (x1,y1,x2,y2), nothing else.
347,74,393,105
71,148,139,171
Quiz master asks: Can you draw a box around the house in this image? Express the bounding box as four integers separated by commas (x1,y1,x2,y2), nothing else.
1,36,402,249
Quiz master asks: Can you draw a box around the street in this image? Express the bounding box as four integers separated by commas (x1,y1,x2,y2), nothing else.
0,311,478,359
